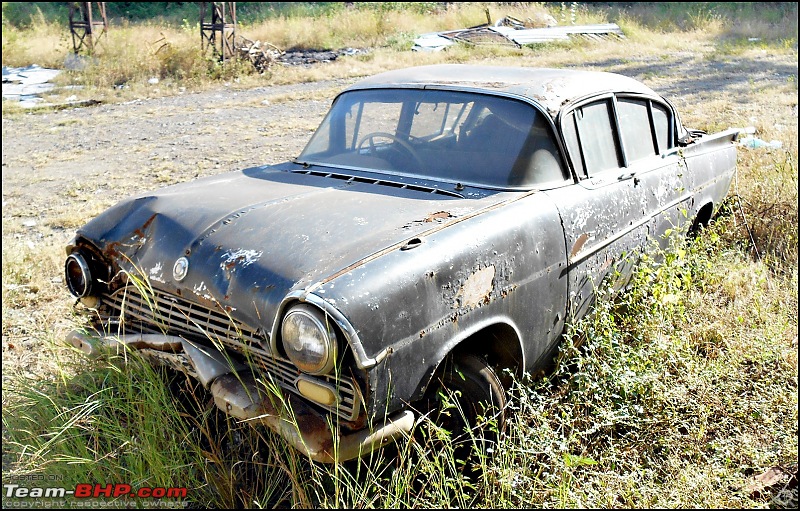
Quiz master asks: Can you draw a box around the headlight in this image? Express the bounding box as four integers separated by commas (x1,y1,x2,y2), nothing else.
281,304,337,375
65,252,92,298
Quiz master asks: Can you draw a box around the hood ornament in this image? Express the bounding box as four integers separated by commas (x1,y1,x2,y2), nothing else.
173,257,189,281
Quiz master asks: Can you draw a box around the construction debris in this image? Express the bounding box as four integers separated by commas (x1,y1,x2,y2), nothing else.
413,20,624,51
234,36,283,73
231,37,367,71
496,14,558,29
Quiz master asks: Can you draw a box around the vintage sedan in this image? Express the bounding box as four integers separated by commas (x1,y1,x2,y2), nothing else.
64,64,742,463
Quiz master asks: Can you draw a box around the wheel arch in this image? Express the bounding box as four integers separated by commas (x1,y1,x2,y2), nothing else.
413,320,525,401
689,201,714,237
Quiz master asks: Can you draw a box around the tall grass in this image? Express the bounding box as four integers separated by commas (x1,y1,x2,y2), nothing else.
3,222,796,508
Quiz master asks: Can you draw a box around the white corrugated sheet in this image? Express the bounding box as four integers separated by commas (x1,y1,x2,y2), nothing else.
413,23,624,51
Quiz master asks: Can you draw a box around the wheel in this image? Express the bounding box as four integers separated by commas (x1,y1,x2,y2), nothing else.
356,131,425,168
417,353,507,461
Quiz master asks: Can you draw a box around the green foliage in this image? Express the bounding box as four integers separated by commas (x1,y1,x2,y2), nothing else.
353,2,445,15
3,354,209,503
499,225,797,507
1,2,68,28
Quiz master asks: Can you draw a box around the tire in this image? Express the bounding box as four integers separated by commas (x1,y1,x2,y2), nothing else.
418,352,507,459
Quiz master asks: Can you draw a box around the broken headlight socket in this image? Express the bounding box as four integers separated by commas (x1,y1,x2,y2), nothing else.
65,252,93,298
281,303,337,375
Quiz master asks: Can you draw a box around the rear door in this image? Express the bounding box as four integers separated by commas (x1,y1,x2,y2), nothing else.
544,93,685,320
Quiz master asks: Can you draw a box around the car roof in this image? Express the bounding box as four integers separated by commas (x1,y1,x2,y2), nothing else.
344,64,659,117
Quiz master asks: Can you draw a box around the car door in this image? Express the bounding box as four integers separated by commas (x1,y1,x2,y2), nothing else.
544,94,684,321
614,95,691,251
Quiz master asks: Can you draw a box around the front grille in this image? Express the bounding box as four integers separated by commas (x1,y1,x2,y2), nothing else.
99,285,361,421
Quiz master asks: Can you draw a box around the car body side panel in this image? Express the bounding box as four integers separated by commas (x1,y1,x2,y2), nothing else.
544,175,648,321
629,153,693,249
680,131,739,220
312,191,568,413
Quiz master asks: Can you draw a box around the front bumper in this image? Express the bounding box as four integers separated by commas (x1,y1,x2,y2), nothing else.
66,330,415,463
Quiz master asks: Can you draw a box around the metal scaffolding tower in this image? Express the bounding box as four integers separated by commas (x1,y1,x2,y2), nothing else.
69,2,108,55
200,2,237,62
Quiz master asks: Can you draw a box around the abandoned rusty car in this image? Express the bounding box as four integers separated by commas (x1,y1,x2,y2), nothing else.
65,65,741,462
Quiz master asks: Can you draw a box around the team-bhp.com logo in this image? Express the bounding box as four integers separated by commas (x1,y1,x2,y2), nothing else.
5,483,187,499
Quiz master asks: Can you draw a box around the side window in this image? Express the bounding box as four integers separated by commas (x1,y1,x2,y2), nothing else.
562,97,676,179
617,98,656,162
561,111,585,177
575,100,621,175
651,102,670,153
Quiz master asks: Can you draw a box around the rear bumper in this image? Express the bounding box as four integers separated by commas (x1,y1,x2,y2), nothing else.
66,330,415,463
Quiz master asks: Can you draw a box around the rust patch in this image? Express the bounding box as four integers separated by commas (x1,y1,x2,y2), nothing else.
132,213,158,241
103,241,123,259
420,311,460,337
570,233,590,259
455,265,495,309
599,255,614,272
139,213,157,232
424,211,454,223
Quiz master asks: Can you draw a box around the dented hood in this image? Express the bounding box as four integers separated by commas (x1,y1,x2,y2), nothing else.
77,164,505,329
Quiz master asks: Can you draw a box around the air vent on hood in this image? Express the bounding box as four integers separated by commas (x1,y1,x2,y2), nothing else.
290,168,464,198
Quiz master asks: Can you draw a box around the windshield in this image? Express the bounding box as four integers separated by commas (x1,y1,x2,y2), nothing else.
298,88,566,188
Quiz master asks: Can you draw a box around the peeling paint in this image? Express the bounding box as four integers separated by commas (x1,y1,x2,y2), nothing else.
149,262,164,282
220,249,263,271
192,281,213,301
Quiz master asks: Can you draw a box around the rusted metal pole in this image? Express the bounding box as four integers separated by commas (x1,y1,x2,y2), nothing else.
69,2,108,55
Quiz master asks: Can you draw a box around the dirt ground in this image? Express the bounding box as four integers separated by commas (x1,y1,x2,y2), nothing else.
2,48,798,380
2,77,353,220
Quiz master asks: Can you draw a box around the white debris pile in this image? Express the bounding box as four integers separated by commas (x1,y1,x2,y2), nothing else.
413,16,624,52
2,65,62,107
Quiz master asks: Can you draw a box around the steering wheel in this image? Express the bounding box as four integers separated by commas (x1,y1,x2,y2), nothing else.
357,132,425,169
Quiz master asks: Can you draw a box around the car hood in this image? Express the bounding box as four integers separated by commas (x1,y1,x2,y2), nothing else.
77,165,507,330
